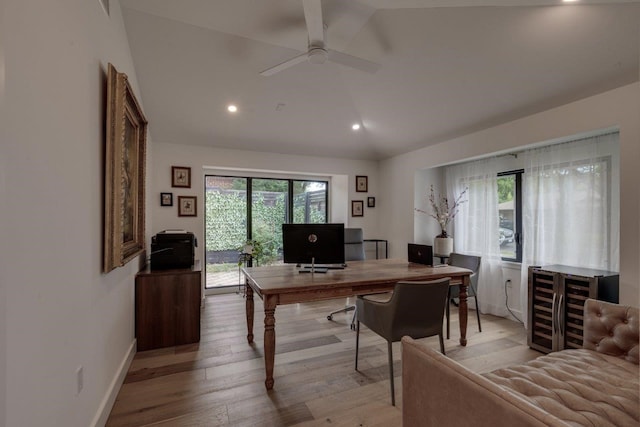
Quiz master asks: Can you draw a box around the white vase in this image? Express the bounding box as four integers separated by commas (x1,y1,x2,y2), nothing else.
434,236,453,257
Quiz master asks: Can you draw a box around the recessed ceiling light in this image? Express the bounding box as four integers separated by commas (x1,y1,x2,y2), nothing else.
562,0,579,3
227,104,238,113
352,123,361,131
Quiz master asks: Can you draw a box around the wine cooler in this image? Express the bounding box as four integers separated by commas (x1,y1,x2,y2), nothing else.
528,265,619,354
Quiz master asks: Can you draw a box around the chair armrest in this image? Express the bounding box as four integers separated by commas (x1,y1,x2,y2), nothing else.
583,299,639,365
356,295,394,338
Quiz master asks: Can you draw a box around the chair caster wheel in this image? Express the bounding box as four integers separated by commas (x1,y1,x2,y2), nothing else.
327,315,333,321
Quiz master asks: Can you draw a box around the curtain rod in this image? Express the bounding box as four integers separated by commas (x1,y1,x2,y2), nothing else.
497,129,618,159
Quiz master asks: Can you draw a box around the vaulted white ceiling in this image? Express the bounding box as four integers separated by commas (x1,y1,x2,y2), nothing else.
120,0,640,160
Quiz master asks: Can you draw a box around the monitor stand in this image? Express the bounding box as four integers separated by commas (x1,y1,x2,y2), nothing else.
298,257,329,274
299,267,328,274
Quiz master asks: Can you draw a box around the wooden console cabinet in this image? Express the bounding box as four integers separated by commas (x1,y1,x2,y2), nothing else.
135,262,202,351
528,264,618,354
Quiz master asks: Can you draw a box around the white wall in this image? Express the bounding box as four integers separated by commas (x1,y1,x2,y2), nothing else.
380,83,640,307
0,0,7,423
3,1,148,426
150,143,380,268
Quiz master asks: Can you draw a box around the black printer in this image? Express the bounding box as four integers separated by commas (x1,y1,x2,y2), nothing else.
150,231,196,270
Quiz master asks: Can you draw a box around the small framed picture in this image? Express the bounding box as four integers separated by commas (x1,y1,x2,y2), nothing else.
356,175,368,192
178,196,197,217
352,200,364,217
160,192,173,206
172,166,191,188
367,197,375,208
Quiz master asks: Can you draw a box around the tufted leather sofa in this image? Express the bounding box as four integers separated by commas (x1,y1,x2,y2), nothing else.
402,299,639,426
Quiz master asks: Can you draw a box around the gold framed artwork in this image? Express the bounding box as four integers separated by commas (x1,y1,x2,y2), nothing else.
356,175,368,192
172,166,191,188
178,196,197,217
352,200,364,217
103,63,147,273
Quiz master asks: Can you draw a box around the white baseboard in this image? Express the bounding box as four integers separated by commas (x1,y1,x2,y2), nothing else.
91,339,136,427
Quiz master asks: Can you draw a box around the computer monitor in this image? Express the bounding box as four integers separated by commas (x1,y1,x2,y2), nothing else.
282,223,345,272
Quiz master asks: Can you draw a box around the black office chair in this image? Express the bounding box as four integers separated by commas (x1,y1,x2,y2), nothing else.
445,252,482,339
327,228,365,330
354,278,451,406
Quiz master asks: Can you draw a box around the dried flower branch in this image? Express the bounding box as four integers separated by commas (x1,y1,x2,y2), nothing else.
415,185,468,235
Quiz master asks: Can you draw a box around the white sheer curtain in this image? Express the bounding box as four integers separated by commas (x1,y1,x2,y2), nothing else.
446,158,508,317
519,132,620,326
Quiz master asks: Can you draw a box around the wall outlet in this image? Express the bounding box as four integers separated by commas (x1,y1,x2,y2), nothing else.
76,366,84,395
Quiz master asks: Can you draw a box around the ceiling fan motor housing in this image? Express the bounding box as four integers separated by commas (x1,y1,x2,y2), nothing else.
259,0,379,76
308,47,328,64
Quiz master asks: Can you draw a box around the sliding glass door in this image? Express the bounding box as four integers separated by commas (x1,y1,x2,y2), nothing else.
251,179,288,266
293,181,327,223
205,175,328,289
204,176,248,289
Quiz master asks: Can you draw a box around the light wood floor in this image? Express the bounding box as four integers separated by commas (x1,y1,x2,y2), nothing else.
106,293,540,427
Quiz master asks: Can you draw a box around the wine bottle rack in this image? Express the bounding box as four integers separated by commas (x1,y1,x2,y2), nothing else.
528,265,618,354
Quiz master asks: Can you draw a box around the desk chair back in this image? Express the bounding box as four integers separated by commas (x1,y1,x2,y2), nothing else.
446,252,482,338
326,228,365,328
448,253,481,297
355,277,451,405
388,279,451,341
344,228,365,262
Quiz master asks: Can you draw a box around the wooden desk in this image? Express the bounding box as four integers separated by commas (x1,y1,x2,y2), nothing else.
242,258,471,390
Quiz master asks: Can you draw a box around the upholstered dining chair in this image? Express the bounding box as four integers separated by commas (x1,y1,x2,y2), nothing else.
327,228,366,330
354,278,451,406
445,252,482,339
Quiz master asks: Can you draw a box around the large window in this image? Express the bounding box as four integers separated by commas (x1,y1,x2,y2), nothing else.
497,170,522,262
204,175,328,289
444,132,618,322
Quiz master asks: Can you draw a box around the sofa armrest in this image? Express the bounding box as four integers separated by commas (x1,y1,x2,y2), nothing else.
583,299,639,365
401,337,568,427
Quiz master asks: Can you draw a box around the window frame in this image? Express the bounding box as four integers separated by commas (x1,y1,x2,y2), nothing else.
204,174,330,244
497,169,523,262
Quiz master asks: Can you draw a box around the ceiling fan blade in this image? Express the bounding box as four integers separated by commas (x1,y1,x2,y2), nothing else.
327,49,380,74
259,52,308,76
302,0,324,47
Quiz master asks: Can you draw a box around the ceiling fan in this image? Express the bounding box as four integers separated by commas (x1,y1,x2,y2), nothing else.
260,0,380,76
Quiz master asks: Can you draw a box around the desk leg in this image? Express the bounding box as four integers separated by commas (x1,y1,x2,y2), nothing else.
246,285,254,343
458,276,469,346
264,295,277,390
